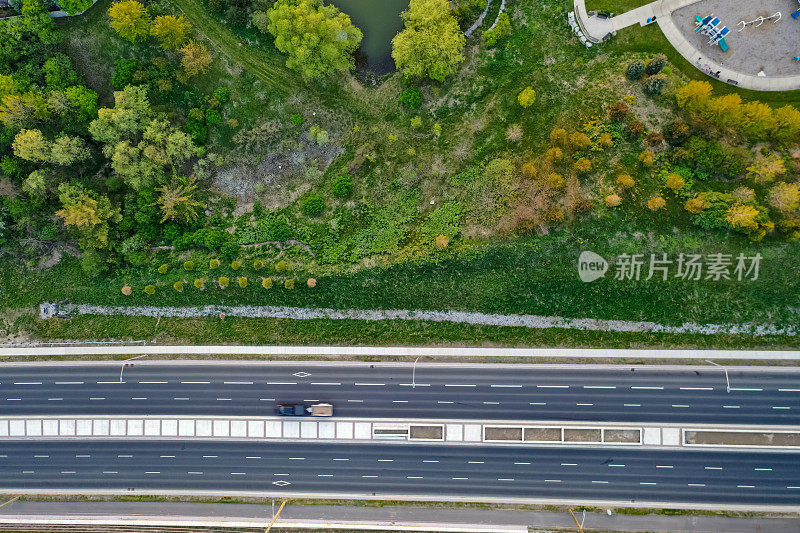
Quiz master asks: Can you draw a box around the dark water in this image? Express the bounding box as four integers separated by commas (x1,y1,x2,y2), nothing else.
328,0,409,74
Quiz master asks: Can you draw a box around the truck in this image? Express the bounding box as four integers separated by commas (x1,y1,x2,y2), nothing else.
274,402,333,417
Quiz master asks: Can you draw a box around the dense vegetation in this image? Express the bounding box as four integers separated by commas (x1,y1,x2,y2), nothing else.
1,0,799,346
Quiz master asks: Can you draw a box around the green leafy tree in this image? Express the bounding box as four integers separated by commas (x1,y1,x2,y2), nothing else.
258,0,362,80
332,174,353,197
399,87,421,109
150,15,190,49
483,12,511,46
154,176,203,223
21,0,61,45
43,53,80,90
108,0,151,42
58,0,93,15
179,40,212,76
50,135,91,165
301,193,324,216
392,0,465,82
12,128,50,162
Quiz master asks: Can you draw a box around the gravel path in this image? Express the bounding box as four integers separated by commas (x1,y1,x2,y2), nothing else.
42,303,797,337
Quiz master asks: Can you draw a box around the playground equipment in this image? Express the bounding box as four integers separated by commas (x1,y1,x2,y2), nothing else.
696,14,729,51
737,12,781,31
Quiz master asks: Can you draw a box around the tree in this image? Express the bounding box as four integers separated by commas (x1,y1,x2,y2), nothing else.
108,0,151,42
392,0,465,82
301,193,324,216
258,0,362,80
56,183,121,250
12,128,49,162
150,15,190,49
179,40,212,76
399,87,421,109
43,53,80,90
50,135,91,165
332,173,353,197
747,153,785,184
675,80,712,110
89,85,152,146
625,60,644,80
772,105,800,144
21,0,61,45
517,86,536,108
484,12,511,46
58,0,93,15
647,196,666,210
154,176,203,223
643,74,667,95
768,182,800,214
645,53,667,75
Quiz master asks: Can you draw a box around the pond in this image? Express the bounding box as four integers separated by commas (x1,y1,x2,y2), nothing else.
328,0,409,74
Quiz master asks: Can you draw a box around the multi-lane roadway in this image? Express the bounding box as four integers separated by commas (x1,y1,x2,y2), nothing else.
1,363,798,423
0,441,798,505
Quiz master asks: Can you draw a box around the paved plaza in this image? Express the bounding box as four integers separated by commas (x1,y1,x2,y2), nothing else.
673,0,800,77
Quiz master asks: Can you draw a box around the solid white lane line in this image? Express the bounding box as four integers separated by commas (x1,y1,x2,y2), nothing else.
224,381,253,385
672,405,690,408
139,381,168,384
583,386,616,389
55,381,83,385
354,383,385,386
13,382,42,385
623,404,641,407
266,382,297,385
490,385,522,388
537,385,568,389
680,387,713,390
631,386,663,390
311,382,341,386
445,384,476,387
754,468,772,471
182,381,210,384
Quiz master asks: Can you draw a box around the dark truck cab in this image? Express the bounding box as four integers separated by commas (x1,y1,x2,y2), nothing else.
274,402,333,416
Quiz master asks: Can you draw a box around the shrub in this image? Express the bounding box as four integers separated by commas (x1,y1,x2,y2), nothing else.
158,264,168,274
121,285,132,296
410,116,422,129
275,260,289,272
262,277,273,289
231,260,241,270
626,60,645,80
194,278,205,289
663,120,690,145
643,74,667,95
647,196,666,210
484,12,511,46
205,108,222,125
616,174,635,189
684,197,705,214
666,174,686,192
253,259,264,270
399,87,421,109
144,284,156,295
517,86,536,108
183,260,195,271
434,235,450,249
218,276,229,288
301,193,324,216
550,128,568,147
238,276,248,288
545,147,562,161
209,258,220,269
598,132,613,148
605,194,622,207
307,278,317,288
173,281,184,292
573,158,592,173
627,120,646,138
569,132,591,150
213,87,230,103
284,278,295,289
645,54,667,75
332,174,353,198
547,173,565,188
290,113,303,125
220,240,240,259
639,150,655,166
769,183,800,213
608,101,629,123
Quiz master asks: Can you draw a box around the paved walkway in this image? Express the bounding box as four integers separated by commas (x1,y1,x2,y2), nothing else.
574,0,800,90
0,501,798,533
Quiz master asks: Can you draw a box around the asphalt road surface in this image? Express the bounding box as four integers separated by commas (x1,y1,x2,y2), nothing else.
0,441,798,506
1,363,798,423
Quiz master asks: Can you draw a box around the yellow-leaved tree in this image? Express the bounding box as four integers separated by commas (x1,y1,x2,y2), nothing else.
108,0,151,42
56,183,121,250
150,15,190,49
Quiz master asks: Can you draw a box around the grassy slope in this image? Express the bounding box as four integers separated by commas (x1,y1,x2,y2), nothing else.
169,0,295,94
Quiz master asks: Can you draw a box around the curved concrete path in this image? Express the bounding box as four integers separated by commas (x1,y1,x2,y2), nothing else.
575,0,800,91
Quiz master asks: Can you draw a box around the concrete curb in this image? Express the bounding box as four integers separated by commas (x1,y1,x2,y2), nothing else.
2,345,800,360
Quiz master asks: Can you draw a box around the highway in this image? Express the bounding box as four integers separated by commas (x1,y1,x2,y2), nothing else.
0,441,798,505
0,363,798,423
